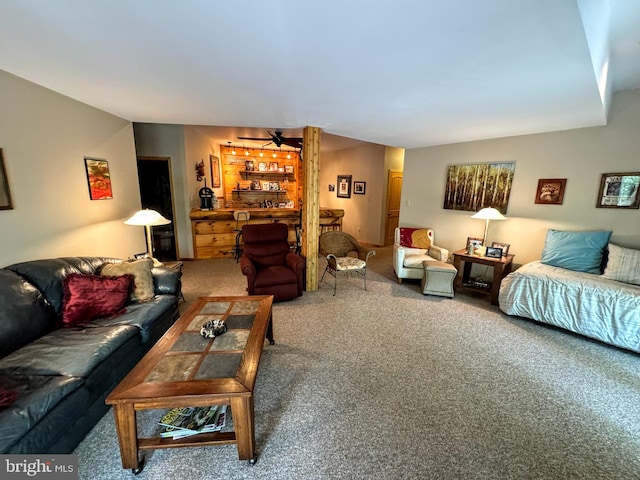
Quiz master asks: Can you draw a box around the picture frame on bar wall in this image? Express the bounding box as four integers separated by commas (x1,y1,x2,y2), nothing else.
337,175,352,198
0,149,13,210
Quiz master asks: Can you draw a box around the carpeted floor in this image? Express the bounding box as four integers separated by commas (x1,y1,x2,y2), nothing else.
74,247,640,479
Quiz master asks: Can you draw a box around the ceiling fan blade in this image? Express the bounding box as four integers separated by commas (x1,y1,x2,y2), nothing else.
238,136,272,141
282,138,303,148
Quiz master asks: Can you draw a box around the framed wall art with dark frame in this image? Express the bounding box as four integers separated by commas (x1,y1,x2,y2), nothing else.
209,155,221,188
84,157,113,200
596,172,640,209
0,149,13,210
535,178,566,205
337,175,352,198
353,181,366,195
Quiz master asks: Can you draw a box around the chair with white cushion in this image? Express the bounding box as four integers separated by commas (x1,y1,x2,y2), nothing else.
319,231,376,295
393,227,449,283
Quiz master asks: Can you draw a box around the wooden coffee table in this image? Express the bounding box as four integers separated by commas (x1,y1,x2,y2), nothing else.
106,295,274,473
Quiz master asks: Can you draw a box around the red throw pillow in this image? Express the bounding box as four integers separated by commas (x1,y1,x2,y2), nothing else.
61,273,133,327
399,228,432,249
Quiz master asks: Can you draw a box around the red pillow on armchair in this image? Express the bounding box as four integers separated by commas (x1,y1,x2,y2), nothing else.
61,273,133,327
398,228,432,249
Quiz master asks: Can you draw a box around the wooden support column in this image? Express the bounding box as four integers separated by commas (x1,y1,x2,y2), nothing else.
302,126,321,291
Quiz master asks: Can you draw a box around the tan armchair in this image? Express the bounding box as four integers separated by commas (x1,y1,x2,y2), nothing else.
393,227,449,283
319,231,376,295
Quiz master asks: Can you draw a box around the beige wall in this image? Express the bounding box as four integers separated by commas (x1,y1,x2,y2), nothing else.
319,143,387,244
401,88,640,265
0,70,144,266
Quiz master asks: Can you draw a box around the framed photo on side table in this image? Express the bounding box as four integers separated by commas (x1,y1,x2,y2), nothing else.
596,172,640,209
485,246,503,259
491,242,510,256
466,237,483,254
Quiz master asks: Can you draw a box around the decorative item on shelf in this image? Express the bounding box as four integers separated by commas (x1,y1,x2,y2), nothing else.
258,162,267,172
261,181,270,191
198,178,214,210
200,319,227,339
284,165,294,173
471,207,507,245
124,209,171,264
195,159,205,181
251,180,261,190
466,236,483,254
269,162,278,172
245,160,254,171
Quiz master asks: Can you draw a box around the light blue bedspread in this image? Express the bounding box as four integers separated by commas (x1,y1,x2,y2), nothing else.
499,261,640,353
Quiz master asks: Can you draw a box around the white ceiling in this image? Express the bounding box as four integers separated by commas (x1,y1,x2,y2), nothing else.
1,0,640,150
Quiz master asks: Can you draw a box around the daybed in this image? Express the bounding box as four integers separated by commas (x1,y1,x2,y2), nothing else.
499,231,640,353
0,256,182,454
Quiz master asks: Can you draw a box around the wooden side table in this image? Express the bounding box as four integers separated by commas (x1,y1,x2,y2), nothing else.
452,249,514,305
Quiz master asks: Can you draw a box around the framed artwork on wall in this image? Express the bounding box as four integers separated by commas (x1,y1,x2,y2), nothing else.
596,172,640,209
535,178,566,205
209,155,221,188
0,149,13,210
337,175,352,198
353,181,366,194
443,162,515,214
84,157,113,200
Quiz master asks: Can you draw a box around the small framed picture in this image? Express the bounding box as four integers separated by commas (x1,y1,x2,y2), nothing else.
535,178,566,205
337,175,352,198
353,181,366,195
269,162,279,172
491,242,510,256
261,181,270,191
245,160,254,171
284,165,294,174
328,184,335,192
466,237,483,253
250,180,261,190
265,200,274,208
258,162,267,172
596,172,640,209
485,246,503,259
269,181,280,191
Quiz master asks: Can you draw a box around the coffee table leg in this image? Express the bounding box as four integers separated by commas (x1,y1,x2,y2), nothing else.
231,395,256,463
112,403,143,472
266,312,275,345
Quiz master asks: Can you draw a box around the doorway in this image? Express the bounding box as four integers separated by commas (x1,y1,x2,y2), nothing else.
136,156,178,261
384,170,403,246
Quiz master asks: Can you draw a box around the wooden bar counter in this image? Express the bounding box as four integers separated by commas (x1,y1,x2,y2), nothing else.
190,208,344,259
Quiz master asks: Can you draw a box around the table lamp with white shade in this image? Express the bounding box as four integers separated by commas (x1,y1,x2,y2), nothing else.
471,207,507,246
124,209,171,262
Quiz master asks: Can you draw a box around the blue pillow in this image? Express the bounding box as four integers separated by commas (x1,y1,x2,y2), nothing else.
540,229,612,274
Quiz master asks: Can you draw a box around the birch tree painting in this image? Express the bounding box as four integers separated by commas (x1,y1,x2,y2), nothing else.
443,162,515,214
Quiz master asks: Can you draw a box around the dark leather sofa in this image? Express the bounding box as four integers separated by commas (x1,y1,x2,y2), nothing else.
0,257,182,454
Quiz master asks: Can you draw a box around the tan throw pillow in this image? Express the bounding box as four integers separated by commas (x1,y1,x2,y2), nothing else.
101,258,155,302
602,244,640,286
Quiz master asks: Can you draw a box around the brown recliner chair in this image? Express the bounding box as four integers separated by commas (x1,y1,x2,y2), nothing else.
239,222,305,302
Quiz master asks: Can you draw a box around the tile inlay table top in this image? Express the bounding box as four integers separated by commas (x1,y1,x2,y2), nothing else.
106,295,274,472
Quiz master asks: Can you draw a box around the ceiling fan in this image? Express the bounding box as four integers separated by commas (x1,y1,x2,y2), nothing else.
238,130,303,149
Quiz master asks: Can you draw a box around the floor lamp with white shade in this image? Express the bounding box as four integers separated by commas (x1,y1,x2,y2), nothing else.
124,209,171,263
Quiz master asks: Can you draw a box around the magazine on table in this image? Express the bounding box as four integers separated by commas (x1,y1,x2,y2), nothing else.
158,405,227,439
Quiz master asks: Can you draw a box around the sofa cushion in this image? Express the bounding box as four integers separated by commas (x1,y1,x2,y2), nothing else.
404,254,438,268
61,274,133,327
0,325,139,378
0,375,84,454
101,258,154,302
603,244,640,286
4,257,118,315
0,270,55,359
540,229,612,274
399,228,432,249
92,295,178,343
